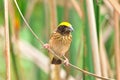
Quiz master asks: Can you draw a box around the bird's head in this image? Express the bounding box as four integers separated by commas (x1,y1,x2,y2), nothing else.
56,22,74,35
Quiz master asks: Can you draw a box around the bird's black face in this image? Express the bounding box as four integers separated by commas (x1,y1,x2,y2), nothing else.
56,25,73,35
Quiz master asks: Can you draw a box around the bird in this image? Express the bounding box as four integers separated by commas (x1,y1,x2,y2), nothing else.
44,22,73,66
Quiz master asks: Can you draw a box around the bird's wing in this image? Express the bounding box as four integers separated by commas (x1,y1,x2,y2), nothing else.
48,32,57,61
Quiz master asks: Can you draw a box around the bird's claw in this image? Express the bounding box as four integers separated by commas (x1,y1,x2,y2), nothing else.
43,43,50,49
63,58,69,66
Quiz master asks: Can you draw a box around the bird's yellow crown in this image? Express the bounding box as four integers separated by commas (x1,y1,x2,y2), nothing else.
58,22,72,27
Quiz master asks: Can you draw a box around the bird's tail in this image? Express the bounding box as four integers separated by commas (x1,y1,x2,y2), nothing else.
51,57,62,64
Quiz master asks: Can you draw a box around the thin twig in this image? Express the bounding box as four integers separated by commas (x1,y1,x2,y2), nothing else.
13,0,115,80
48,48,113,80
14,0,44,45
4,0,10,80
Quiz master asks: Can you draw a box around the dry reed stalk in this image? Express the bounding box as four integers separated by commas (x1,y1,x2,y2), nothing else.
44,0,49,40
114,2,120,79
80,0,84,18
51,65,61,80
25,0,38,22
103,0,113,12
63,0,69,21
49,0,60,80
108,0,120,14
101,21,114,78
100,33,109,77
49,0,57,31
9,0,20,39
8,0,16,39
22,0,39,27
4,0,10,80
70,0,83,18
9,1,26,80
99,14,111,78
86,0,102,80
101,33,114,79
103,25,113,43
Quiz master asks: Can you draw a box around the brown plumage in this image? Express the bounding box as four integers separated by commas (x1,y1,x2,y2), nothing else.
48,22,73,64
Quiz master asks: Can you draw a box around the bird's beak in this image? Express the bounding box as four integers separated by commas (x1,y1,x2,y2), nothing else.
69,26,74,32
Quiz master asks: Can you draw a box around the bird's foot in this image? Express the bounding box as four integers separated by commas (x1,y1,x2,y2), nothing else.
63,56,69,66
43,43,50,49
